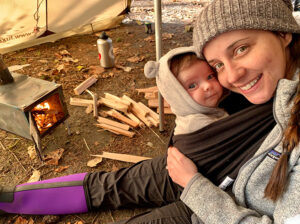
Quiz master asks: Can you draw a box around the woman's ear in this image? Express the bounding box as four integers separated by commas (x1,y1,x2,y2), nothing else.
280,33,292,47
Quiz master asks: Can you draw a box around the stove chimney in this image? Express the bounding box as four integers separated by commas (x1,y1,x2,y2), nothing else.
0,55,14,85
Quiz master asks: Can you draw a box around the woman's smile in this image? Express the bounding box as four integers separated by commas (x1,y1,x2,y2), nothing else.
239,74,262,92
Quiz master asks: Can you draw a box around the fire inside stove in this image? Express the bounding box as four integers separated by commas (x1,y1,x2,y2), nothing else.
31,93,65,135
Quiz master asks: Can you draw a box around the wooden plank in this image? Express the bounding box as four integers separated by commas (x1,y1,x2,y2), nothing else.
74,75,98,95
98,97,129,113
96,123,135,138
148,99,170,108
104,109,139,128
97,117,130,130
70,98,94,107
91,151,151,163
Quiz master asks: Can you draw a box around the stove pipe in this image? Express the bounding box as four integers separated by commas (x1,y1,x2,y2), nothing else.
0,55,14,85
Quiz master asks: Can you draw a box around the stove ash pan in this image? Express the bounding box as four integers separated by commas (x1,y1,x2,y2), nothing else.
0,72,69,140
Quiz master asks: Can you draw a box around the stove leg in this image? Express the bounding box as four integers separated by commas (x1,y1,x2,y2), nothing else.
32,138,43,161
29,111,43,161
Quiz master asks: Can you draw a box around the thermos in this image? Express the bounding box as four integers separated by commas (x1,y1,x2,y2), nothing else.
97,32,114,68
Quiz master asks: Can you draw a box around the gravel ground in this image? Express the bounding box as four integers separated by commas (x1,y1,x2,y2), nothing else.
123,0,212,24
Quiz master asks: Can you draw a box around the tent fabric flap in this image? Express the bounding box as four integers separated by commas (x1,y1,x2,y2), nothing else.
0,0,130,54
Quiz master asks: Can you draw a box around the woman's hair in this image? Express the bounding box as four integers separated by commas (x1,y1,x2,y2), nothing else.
264,33,300,201
170,53,199,77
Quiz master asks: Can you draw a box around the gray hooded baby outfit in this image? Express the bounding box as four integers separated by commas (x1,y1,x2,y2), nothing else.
144,46,228,135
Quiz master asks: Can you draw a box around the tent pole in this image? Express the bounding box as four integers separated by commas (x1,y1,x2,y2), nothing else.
154,0,164,131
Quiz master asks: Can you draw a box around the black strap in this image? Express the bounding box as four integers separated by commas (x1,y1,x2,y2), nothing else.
171,98,275,185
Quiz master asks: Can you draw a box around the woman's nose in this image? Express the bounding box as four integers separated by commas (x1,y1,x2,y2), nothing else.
226,63,246,85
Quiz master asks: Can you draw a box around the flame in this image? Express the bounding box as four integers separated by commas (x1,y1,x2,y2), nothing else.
31,94,65,134
34,102,50,110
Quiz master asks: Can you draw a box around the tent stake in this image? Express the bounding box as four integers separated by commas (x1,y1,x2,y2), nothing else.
154,0,165,132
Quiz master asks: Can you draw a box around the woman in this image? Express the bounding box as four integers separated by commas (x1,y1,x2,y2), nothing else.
1,0,299,223
167,0,300,223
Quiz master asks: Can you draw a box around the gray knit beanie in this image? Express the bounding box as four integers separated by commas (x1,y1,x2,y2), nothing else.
193,0,300,58
144,46,225,117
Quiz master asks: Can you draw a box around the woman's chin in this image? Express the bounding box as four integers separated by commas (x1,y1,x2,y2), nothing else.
245,95,271,105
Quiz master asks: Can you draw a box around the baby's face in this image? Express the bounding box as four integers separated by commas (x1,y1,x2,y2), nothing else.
177,60,223,107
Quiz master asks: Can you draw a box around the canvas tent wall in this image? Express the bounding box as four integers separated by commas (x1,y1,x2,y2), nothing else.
0,0,131,54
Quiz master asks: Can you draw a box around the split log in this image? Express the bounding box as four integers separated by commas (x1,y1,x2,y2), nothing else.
96,123,135,138
104,92,131,107
124,112,144,127
91,151,151,163
97,116,130,130
147,116,159,127
121,95,148,117
102,109,139,128
74,75,98,95
98,97,129,113
136,86,158,93
70,98,94,107
137,102,159,121
121,96,152,127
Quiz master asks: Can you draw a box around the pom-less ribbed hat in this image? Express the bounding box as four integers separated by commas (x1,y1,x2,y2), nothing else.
193,0,300,58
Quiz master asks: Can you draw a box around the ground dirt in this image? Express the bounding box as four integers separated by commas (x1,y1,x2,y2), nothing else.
0,20,193,224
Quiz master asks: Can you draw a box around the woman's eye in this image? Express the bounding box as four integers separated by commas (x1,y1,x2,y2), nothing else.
214,63,224,72
188,83,197,89
236,46,248,55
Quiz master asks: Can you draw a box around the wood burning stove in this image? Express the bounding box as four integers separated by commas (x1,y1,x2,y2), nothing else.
0,57,69,160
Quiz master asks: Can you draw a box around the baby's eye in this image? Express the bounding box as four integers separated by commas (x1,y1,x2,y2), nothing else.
207,74,215,80
188,83,197,89
236,46,248,55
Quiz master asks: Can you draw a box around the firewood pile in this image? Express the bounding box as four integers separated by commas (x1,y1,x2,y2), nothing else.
70,76,174,138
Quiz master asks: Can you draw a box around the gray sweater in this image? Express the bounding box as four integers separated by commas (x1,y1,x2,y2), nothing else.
181,75,300,224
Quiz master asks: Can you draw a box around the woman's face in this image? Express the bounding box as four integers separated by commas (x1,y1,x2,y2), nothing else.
203,30,292,104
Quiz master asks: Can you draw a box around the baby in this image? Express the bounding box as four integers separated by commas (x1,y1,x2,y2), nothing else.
144,46,228,136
